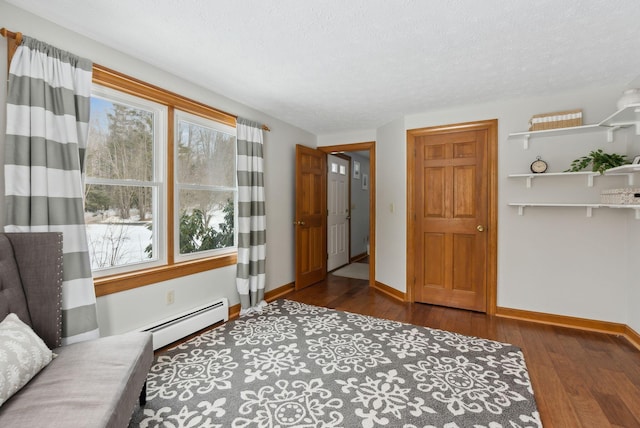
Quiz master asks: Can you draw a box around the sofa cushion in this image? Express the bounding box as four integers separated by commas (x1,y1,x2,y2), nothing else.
0,331,152,428
0,313,54,406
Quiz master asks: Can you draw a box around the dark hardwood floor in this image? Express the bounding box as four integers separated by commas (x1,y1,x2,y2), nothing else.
285,273,640,428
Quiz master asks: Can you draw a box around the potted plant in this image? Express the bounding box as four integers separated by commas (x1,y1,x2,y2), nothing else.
565,149,628,175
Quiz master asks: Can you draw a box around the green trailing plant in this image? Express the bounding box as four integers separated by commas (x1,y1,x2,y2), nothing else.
565,149,628,175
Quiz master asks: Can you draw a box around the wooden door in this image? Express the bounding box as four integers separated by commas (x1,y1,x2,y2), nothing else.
327,154,350,271
295,144,327,290
408,121,496,312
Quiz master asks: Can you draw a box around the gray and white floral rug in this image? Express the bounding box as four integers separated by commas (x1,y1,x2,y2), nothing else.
129,299,542,428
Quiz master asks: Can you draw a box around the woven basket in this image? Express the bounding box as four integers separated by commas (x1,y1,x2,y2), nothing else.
528,109,582,131
600,188,640,205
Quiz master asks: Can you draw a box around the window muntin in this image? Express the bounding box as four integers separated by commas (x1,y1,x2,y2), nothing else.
85,86,166,276
174,111,237,260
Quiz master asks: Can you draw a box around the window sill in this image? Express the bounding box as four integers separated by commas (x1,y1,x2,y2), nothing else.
94,252,237,297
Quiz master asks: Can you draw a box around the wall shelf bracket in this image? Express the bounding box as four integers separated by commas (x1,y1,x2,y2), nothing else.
525,176,533,188
522,134,530,150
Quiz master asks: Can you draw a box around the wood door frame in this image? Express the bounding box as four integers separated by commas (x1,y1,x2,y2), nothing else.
319,142,375,288
406,120,498,314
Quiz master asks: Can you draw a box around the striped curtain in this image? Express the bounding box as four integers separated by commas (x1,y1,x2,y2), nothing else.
236,118,267,316
4,36,99,344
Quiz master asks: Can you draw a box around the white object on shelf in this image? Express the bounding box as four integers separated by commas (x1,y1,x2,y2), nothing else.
600,188,640,205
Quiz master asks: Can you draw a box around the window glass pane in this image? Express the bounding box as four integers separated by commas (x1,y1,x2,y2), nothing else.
87,97,154,181
178,190,234,255
85,184,155,270
177,119,235,187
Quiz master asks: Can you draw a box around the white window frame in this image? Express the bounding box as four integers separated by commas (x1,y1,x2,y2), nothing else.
173,109,238,262
86,84,167,277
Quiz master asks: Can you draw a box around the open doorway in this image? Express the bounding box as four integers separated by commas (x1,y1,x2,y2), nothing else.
319,142,375,287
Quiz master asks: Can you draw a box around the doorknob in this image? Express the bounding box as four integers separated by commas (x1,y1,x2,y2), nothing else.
477,225,485,232
293,221,306,226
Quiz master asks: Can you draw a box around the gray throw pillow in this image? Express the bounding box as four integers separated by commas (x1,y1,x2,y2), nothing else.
0,313,54,406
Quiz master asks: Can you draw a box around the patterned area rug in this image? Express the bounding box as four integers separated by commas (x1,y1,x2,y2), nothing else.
129,300,541,428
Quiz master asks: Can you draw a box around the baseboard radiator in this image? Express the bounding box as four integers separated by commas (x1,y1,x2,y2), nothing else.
141,298,229,350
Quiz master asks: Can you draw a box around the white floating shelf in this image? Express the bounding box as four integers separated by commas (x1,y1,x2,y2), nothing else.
508,171,598,188
603,164,640,185
599,103,640,133
508,125,604,149
509,203,640,219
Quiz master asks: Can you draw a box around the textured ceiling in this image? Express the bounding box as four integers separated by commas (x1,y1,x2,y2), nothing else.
7,0,640,134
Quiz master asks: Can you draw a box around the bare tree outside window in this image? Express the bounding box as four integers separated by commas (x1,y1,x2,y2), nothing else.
84,95,237,272
85,97,156,270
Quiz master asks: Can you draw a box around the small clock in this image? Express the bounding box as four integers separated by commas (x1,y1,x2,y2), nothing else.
530,156,548,174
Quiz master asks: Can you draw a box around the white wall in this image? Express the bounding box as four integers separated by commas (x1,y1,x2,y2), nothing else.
317,129,376,147
374,117,407,291
0,2,316,336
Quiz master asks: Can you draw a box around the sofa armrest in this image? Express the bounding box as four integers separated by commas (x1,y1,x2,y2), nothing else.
5,232,63,348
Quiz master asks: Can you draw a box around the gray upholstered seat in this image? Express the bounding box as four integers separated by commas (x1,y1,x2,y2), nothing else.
0,232,153,427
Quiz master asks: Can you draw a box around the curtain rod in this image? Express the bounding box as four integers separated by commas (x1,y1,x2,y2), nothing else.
0,27,270,132
0,27,22,44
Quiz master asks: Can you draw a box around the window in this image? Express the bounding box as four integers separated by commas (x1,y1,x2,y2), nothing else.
87,66,237,296
174,111,237,260
86,87,166,274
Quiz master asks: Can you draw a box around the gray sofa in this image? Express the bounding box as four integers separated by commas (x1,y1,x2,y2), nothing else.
0,232,153,427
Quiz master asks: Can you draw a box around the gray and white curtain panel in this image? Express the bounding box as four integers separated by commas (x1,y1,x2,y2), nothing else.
4,36,99,344
235,118,267,316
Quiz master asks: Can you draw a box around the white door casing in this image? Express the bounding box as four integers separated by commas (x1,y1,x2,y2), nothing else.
327,155,349,271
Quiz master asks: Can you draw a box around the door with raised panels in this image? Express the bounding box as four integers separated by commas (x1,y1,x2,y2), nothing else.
294,144,327,290
408,121,495,312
